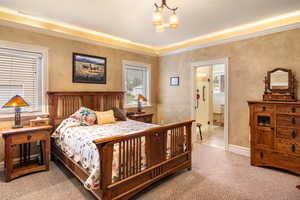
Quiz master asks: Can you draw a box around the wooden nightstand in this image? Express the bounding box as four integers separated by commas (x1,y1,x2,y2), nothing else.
127,113,153,123
1,125,52,182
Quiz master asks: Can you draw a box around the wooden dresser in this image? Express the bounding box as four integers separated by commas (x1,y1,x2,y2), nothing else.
248,100,300,175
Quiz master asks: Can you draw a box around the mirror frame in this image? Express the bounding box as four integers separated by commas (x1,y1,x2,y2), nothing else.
263,68,296,102
267,68,292,93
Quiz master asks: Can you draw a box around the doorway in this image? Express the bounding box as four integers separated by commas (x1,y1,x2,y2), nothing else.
191,58,228,150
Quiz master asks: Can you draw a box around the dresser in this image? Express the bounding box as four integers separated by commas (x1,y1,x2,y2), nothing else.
248,100,300,175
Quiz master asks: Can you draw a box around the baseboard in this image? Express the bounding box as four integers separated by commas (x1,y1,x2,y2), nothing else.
228,144,250,157
0,154,39,172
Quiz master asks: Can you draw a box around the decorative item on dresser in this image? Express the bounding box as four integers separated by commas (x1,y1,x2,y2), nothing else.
48,91,193,200
127,112,153,123
1,125,52,182
263,68,296,101
248,68,300,181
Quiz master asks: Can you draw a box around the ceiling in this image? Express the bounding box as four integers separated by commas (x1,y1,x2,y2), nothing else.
1,0,300,47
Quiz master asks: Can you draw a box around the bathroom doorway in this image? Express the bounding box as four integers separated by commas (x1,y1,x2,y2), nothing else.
191,59,228,149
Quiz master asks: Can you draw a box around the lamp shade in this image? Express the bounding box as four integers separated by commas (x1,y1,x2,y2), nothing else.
2,95,30,108
138,94,147,102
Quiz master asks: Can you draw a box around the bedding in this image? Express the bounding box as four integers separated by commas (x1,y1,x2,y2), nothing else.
53,118,158,189
112,107,127,121
70,107,97,126
95,110,116,125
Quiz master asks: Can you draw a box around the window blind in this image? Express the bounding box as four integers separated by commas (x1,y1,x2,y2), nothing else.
0,48,42,113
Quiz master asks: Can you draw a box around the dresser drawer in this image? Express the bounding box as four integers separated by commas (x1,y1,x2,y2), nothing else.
254,104,274,113
11,131,48,145
277,115,300,128
275,138,300,156
277,127,300,141
277,105,300,115
255,127,274,150
254,149,300,172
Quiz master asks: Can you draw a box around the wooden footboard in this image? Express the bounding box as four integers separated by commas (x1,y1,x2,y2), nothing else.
94,120,194,200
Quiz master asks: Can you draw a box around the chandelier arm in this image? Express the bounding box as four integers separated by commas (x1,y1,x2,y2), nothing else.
155,0,178,12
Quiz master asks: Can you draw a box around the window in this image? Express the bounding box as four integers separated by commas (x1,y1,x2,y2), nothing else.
0,47,44,114
123,62,150,107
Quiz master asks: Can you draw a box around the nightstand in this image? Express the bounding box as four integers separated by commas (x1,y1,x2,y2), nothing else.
1,125,52,182
127,113,153,123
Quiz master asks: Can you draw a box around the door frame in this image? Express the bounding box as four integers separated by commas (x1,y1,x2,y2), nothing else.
190,58,229,150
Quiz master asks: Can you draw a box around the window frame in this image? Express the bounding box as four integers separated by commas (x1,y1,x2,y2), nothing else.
0,40,48,118
122,60,151,108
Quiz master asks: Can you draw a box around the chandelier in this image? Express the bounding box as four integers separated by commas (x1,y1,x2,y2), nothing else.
152,0,179,32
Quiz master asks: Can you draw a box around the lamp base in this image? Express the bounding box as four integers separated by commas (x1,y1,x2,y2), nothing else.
13,107,23,129
12,124,23,129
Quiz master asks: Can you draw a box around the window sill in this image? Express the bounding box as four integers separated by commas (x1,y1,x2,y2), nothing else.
0,112,49,121
125,104,152,109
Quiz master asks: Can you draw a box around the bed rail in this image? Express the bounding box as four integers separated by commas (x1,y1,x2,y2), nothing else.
94,120,194,200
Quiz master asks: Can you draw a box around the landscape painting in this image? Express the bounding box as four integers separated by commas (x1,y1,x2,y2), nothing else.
73,53,107,84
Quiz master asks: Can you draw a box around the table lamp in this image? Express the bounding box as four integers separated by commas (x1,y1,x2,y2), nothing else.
2,95,29,128
137,94,147,113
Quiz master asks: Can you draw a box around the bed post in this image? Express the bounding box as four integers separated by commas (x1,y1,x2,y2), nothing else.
186,122,192,170
95,142,114,200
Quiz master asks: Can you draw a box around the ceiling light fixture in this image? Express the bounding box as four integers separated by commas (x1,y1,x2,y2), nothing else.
153,0,179,32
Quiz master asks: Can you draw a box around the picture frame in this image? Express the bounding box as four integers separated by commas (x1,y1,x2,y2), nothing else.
72,53,107,84
170,76,180,86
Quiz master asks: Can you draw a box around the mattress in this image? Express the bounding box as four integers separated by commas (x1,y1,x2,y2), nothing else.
53,118,158,189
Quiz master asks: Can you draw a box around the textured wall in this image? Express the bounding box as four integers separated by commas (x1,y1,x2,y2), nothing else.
158,28,300,148
0,24,159,162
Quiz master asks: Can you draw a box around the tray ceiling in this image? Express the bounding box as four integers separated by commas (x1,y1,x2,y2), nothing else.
1,0,300,47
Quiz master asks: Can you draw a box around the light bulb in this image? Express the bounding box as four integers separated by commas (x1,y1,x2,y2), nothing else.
152,9,163,26
169,13,179,28
155,25,164,32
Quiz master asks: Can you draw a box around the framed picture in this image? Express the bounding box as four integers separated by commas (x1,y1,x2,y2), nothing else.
170,76,180,86
73,53,107,84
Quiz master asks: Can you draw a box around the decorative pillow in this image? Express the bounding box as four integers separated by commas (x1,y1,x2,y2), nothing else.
70,107,97,126
112,107,127,121
96,110,116,125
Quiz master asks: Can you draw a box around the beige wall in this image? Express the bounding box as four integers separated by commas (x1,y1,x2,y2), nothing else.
0,25,159,162
158,28,300,148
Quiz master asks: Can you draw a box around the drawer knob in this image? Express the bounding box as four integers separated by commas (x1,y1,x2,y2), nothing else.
27,135,32,140
260,152,264,159
292,106,296,113
291,144,296,153
262,106,266,111
291,130,297,138
292,118,296,125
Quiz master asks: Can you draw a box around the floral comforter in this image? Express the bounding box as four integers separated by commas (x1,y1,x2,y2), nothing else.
52,118,158,189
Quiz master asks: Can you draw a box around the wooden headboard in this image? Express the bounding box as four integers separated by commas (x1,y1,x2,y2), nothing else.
47,91,124,127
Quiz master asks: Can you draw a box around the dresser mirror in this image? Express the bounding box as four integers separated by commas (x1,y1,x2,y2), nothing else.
263,68,296,101
270,69,289,90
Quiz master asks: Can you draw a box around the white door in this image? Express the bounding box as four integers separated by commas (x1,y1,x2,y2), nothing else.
195,66,213,135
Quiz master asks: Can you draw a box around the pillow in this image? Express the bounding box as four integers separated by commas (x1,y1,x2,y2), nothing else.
96,110,116,125
70,107,97,126
112,107,127,121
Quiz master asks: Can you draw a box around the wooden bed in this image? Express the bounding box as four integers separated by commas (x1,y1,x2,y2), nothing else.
48,91,194,200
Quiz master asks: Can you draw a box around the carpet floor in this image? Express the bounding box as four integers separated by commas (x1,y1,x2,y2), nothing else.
1,144,299,200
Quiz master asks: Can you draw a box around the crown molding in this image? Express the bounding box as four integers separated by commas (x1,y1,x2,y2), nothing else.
0,7,158,56
0,6,300,57
157,10,300,55
159,22,300,56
